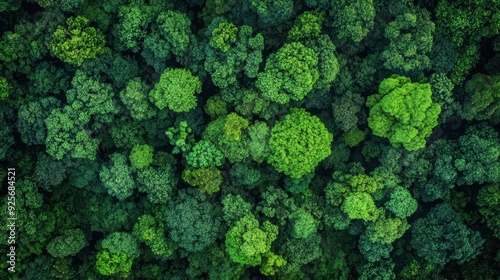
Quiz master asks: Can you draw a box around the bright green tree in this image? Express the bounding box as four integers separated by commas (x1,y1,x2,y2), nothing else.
366,75,441,151
149,68,202,113
342,192,379,222
268,108,333,178
225,214,278,266
129,144,154,169
50,16,108,66
95,251,133,277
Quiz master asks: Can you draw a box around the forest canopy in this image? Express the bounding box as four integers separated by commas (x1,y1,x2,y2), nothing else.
1,0,500,279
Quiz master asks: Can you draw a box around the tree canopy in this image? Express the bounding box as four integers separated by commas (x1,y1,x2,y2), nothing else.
1,1,500,279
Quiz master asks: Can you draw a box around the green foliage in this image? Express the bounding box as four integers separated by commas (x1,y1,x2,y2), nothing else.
165,189,223,252
113,2,152,52
3,2,500,279
304,35,340,93
222,194,253,226
268,108,333,178
256,42,319,104
289,209,317,239
66,70,119,123
204,95,228,118
27,62,70,96
0,19,54,75
129,144,154,169
141,9,199,71
133,214,176,259
186,140,224,168
246,0,294,28
204,18,264,88
149,68,202,113
367,75,441,151
44,107,100,161
50,16,108,66
17,97,61,145
120,77,156,120
225,214,278,266
436,0,500,48
330,0,375,43
279,232,322,274
165,120,195,154
0,0,21,12
209,21,238,52
230,163,262,189
203,114,250,163
357,260,396,280
288,11,324,41
382,8,435,75
365,214,410,244
343,129,366,147
224,112,249,141
67,158,101,190
284,173,314,194
342,192,379,222
358,233,393,262
182,167,223,194
100,153,136,201
136,152,178,204
455,124,500,185
221,87,271,118
411,203,484,265
96,250,133,277
47,229,87,258
0,76,11,100
430,72,457,120
85,194,138,234
247,121,271,163
385,186,417,218
101,232,140,259
460,73,500,123
260,252,287,276
477,183,500,239
332,91,365,132
33,152,68,190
